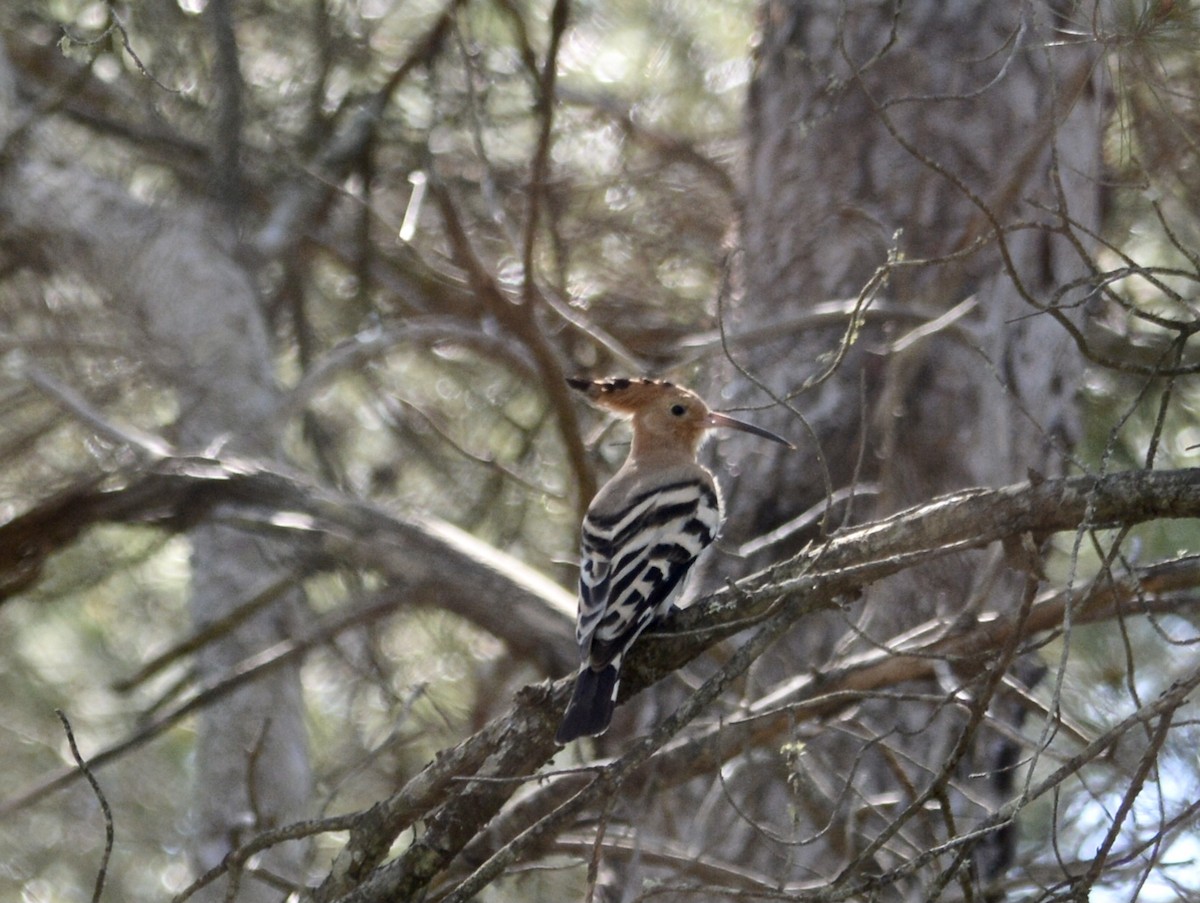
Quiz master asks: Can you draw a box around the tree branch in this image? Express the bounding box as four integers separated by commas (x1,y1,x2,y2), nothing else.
7,456,1200,896
0,455,576,668
56,710,113,903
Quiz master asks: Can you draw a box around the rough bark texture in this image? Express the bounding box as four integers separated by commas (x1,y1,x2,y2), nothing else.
632,1,1104,897
0,58,311,897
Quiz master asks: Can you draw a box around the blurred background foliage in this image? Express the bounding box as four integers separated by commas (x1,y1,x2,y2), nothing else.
1,1,756,898
2,0,1200,900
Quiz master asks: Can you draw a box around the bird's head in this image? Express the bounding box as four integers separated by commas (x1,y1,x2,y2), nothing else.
567,376,793,457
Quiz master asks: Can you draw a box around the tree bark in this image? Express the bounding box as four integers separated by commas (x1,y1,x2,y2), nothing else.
0,51,312,898
663,1,1103,895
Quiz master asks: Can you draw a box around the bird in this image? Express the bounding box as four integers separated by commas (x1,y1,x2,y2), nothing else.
555,376,793,744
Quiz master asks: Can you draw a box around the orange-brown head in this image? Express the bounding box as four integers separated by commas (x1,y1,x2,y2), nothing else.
567,376,793,462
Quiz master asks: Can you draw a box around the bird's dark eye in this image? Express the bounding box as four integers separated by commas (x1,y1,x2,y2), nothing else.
670,403,687,417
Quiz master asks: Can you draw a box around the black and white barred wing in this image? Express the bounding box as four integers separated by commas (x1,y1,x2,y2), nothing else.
576,478,721,668
556,477,721,744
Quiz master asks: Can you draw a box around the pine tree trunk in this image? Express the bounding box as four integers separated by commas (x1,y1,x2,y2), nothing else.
685,1,1102,894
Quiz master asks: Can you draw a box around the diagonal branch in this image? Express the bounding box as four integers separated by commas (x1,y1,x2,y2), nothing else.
427,172,596,512
325,465,1200,902
254,0,466,258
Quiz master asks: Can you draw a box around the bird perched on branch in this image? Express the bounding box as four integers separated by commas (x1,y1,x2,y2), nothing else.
555,376,793,744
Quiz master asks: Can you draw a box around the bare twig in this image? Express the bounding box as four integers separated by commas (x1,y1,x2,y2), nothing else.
61,7,183,93
11,355,173,457
56,710,114,903
426,169,596,512
5,589,409,816
173,812,363,903
113,571,306,693
254,0,466,257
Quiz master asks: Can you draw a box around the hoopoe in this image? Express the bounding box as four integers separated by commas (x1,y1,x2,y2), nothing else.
555,376,793,744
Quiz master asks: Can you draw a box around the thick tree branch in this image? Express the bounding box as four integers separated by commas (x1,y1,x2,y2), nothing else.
6,461,1200,666
5,460,1200,680
317,465,1200,900
0,455,576,671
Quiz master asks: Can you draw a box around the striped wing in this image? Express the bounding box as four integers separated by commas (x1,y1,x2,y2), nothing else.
576,478,721,668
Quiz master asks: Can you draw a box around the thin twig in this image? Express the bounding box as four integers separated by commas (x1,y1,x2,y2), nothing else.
56,710,114,903
113,571,306,693
11,355,173,457
61,9,182,93
4,589,407,816
172,812,363,903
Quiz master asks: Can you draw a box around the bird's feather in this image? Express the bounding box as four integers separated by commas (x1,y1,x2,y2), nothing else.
556,476,720,743
556,376,787,744
577,477,720,667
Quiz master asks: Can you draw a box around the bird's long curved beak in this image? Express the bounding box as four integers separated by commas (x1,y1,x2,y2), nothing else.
705,411,795,448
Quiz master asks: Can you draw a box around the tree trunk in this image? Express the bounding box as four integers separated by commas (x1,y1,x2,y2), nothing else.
650,1,1102,896
0,54,312,895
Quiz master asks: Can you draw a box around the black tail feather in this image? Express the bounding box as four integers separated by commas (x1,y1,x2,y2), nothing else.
555,663,620,744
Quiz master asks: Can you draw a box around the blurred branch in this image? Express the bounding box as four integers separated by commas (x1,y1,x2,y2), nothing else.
254,0,465,258
112,571,306,693
427,171,596,511
60,6,182,93
204,0,245,223
492,0,541,83
736,482,881,556
446,20,650,374
558,86,737,198
534,285,648,373
175,811,364,903
0,32,99,161
679,298,973,359
0,455,576,666
2,588,408,816
11,356,173,458
421,4,599,514
548,833,780,895
5,36,209,174
269,318,541,440
519,0,570,307
394,396,562,499
308,225,478,318
55,709,113,903
476,5,648,373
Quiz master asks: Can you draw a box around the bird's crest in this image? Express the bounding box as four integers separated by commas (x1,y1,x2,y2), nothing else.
566,376,688,414
567,375,793,455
